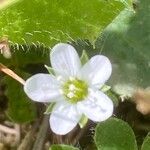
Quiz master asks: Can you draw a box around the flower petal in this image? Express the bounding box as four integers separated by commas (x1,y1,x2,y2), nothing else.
24,74,61,102
80,55,112,88
77,90,113,122
50,43,81,77
50,102,81,135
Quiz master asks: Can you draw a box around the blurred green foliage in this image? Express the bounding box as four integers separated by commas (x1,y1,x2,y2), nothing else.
3,71,37,123
95,0,150,95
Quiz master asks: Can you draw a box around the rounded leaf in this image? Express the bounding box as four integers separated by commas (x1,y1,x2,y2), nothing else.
141,133,150,150
94,117,138,150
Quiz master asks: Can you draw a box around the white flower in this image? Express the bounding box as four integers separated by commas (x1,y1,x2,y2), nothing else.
24,43,113,135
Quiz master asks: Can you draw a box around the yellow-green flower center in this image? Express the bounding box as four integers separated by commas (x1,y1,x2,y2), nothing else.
63,78,88,103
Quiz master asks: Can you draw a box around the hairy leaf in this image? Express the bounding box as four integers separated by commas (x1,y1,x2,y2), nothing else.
0,0,124,47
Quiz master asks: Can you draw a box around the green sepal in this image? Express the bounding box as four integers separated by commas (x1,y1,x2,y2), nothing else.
44,103,55,114
80,50,89,65
101,85,119,106
105,90,119,106
100,84,111,92
44,65,55,75
79,114,88,128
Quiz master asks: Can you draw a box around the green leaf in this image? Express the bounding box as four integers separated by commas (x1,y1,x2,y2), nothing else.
0,0,124,47
49,144,79,150
95,0,150,95
3,71,37,123
141,133,150,150
80,50,89,65
94,117,138,150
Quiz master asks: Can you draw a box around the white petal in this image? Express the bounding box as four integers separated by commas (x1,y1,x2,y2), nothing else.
50,102,81,135
77,90,113,122
80,55,112,88
24,74,61,102
50,43,81,77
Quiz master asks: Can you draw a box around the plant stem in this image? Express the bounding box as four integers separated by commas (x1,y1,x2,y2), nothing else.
32,115,49,150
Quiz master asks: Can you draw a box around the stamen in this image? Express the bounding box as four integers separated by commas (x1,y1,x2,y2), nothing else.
62,78,88,103
69,84,76,91
67,92,74,98
57,76,63,81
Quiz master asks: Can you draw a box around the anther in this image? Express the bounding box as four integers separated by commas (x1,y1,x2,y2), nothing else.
69,84,76,91
67,92,74,98
57,76,63,81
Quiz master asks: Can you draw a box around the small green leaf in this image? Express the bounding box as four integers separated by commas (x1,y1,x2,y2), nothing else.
44,103,55,115
141,133,150,150
49,144,79,150
78,114,88,128
94,117,138,150
80,50,89,65
44,65,55,75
